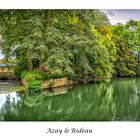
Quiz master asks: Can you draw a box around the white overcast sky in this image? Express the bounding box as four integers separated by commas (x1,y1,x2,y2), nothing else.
102,9,140,25
0,50,4,59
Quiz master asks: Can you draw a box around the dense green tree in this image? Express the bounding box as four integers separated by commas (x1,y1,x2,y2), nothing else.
112,23,137,76
0,10,140,84
114,38,137,76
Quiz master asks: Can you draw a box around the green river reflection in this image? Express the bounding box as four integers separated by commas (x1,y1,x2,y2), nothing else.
1,78,140,121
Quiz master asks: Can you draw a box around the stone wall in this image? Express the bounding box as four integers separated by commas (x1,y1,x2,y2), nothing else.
42,77,74,89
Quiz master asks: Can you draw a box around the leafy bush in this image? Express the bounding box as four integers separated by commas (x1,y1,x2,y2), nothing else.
21,71,43,82
21,71,43,94
27,80,42,94
14,86,27,92
42,72,65,80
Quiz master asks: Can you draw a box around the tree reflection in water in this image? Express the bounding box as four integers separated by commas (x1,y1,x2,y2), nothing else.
1,78,140,121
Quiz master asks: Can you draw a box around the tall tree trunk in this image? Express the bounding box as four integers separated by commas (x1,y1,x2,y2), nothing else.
39,53,46,72
39,63,46,72
28,58,33,71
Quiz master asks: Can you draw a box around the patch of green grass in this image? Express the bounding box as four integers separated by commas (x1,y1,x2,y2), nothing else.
12,86,27,92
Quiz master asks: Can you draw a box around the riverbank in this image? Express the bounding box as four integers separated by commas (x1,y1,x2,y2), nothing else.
10,77,75,93
7,76,137,93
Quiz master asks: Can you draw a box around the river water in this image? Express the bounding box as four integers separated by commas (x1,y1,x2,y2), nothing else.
0,78,140,121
